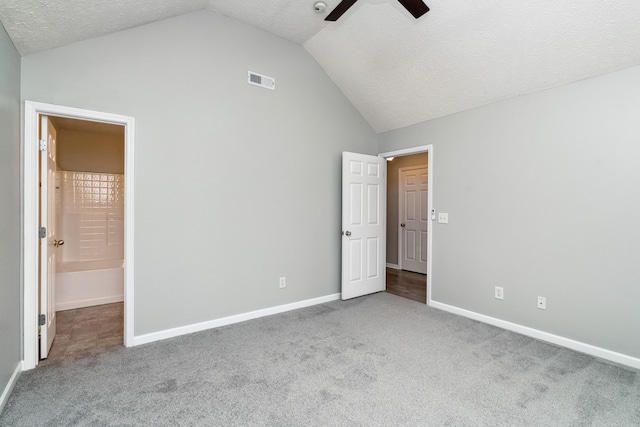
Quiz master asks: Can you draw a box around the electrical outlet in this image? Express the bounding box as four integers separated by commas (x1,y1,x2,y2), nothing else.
537,296,546,310
279,277,286,289
494,286,504,300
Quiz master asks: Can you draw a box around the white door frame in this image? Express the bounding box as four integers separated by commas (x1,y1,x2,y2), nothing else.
398,165,428,273
23,101,136,370
379,145,433,305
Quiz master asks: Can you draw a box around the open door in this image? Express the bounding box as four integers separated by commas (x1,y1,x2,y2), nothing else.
341,152,386,300
39,116,58,358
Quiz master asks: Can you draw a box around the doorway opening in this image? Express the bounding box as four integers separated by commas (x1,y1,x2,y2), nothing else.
379,145,433,305
23,101,135,370
41,116,126,364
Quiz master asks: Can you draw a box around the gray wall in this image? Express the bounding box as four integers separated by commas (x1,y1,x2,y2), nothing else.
386,153,428,265
0,22,21,409
22,11,377,335
379,66,640,358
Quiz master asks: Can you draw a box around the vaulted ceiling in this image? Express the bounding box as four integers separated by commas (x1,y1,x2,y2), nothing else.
2,0,640,132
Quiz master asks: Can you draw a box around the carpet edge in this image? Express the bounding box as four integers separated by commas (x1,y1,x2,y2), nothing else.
430,300,640,370
131,293,342,346
0,362,21,414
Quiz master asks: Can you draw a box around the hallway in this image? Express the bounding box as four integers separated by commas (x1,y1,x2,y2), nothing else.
385,267,426,304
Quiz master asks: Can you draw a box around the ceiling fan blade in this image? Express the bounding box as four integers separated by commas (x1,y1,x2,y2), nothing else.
397,0,429,19
325,0,359,21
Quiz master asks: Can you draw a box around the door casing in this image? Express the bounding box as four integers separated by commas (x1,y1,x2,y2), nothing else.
379,145,433,305
23,101,136,370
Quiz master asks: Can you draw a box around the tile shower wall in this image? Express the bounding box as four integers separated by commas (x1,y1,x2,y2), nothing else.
57,171,124,262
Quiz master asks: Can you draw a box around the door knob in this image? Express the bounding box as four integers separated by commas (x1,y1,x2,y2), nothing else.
54,239,65,247
400,223,406,227
345,231,352,236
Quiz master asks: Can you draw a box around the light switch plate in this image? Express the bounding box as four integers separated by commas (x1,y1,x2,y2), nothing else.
438,213,449,224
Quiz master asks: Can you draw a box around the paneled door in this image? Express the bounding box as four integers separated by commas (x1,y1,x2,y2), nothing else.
40,116,59,358
400,166,428,274
341,152,386,300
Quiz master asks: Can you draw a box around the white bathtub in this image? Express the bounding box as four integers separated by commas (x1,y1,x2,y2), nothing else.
56,259,124,311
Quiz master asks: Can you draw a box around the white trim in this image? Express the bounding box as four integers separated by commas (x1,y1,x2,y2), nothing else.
0,363,21,413
380,146,431,158
397,165,428,274
379,145,433,306
123,112,136,348
132,293,342,346
386,263,400,270
23,104,39,370
22,101,135,370
56,295,124,312
431,300,640,370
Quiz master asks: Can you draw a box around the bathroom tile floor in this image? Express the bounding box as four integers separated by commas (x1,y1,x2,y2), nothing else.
41,302,123,365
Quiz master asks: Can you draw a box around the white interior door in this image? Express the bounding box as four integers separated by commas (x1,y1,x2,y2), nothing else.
400,166,428,274
40,116,58,359
341,152,386,300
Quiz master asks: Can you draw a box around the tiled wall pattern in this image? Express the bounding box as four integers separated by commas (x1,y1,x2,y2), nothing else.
57,171,124,262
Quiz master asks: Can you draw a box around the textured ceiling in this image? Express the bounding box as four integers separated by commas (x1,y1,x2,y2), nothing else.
306,0,640,131
1,0,640,132
0,0,208,55
208,0,338,44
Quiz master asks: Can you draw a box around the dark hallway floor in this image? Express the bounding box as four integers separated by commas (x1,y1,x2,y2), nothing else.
386,267,427,304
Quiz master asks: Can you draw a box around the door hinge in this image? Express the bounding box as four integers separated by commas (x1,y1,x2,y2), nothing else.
39,227,46,238
39,314,46,326
39,139,47,151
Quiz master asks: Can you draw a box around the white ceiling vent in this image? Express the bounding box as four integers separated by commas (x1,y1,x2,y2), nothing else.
248,71,276,90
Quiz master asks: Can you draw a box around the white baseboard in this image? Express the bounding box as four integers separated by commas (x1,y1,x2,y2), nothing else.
386,263,400,270
56,295,124,311
430,300,640,370
131,293,342,347
0,363,21,414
